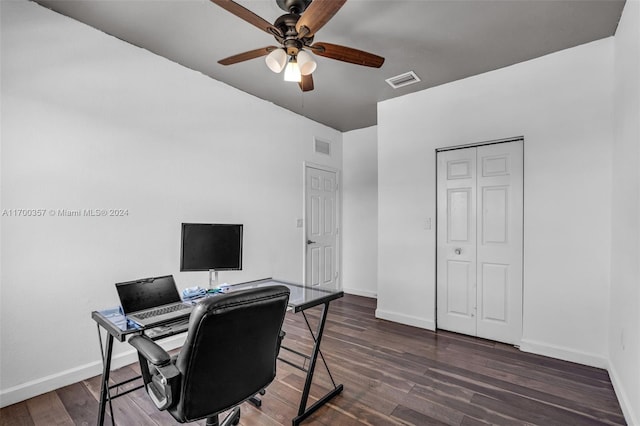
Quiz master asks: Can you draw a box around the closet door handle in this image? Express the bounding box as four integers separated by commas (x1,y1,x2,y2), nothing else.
454,248,462,255
307,239,316,245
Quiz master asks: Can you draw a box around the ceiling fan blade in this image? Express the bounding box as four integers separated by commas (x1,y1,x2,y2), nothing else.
218,46,278,65
210,0,283,38
310,42,385,68
299,74,314,92
296,0,346,38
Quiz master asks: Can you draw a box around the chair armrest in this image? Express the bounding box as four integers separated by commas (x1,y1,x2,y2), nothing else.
148,364,180,410
129,335,171,366
129,335,180,410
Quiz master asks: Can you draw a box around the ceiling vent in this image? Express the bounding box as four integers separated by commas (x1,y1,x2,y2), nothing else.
385,71,421,89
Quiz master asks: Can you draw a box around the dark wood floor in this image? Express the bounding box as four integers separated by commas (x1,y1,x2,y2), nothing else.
1,294,626,425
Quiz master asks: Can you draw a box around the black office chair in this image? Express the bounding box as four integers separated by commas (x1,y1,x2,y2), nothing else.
129,285,290,426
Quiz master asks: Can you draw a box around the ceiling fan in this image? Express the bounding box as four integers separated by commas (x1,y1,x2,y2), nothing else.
211,0,385,92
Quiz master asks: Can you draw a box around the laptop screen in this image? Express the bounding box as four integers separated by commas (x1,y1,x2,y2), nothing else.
116,275,181,314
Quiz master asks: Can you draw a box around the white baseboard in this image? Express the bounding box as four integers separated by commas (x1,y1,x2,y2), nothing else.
519,338,608,369
607,359,639,426
0,335,185,408
375,308,436,331
343,287,377,298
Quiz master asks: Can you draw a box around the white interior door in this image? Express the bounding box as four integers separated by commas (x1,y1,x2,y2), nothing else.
305,165,339,288
476,142,523,343
437,140,523,345
437,148,478,336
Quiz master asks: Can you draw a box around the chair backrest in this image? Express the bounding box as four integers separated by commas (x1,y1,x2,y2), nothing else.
169,285,290,422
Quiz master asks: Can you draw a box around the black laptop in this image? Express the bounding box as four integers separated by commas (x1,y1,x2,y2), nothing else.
116,275,193,327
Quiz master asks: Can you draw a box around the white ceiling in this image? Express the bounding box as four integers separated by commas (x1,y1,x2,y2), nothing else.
33,0,625,132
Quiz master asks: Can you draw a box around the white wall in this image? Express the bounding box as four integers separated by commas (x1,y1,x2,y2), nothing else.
609,0,640,424
0,1,341,406
342,126,378,297
377,38,614,366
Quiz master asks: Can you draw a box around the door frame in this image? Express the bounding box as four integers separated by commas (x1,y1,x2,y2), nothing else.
302,162,342,287
434,136,525,343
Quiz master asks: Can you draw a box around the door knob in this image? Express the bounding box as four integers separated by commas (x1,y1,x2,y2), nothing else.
307,239,316,245
454,248,462,255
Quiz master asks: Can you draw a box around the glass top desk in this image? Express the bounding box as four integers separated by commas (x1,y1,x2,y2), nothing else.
91,278,344,426
228,277,343,311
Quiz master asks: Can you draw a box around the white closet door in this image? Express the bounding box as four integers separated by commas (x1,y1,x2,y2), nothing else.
437,141,523,345
475,141,523,344
437,148,478,337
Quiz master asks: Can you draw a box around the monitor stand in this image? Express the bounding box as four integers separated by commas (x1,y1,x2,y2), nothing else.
209,269,218,290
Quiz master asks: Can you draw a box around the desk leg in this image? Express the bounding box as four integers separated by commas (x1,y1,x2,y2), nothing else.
96,325,115,426
292,302,343,426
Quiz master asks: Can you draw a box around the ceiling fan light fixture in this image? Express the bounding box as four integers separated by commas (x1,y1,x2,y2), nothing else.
212,0,384,93
265,48,287,73
297,50,317,75
284,57,302,82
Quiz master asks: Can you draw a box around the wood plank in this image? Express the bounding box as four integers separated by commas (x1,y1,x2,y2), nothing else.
409,381,528,425
108,390,157,426
0,401,34,426
82,375,104,402
391,404,451,426
56,382,100,426
25,392,73,425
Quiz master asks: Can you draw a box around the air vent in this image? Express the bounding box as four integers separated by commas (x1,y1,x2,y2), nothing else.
385,71,421,89
314,138,331,156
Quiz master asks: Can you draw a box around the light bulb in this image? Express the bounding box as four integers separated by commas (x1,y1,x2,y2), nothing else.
284,59,301,82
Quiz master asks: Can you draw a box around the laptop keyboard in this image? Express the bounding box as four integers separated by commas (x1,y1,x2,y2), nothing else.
137,304,190,319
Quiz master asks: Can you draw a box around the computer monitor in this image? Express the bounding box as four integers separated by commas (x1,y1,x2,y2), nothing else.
180,223,243,272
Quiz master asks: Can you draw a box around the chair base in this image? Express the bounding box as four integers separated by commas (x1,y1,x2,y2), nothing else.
206,406,240,426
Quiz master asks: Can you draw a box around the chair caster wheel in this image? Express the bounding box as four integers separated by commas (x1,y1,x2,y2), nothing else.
248,395,262,407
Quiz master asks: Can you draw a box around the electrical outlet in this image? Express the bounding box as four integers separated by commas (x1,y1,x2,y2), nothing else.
296,219,303,228
425,218,432,230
